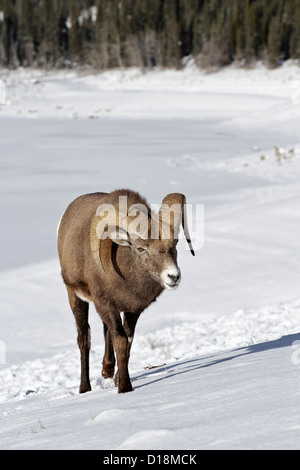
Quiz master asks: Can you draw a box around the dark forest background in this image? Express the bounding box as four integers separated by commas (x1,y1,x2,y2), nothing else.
0,0,300,70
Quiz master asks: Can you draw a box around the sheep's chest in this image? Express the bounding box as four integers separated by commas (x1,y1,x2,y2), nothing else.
110,278,163,314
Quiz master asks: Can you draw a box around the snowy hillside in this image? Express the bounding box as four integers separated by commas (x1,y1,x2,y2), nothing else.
1,61,300,450
1,329,300,450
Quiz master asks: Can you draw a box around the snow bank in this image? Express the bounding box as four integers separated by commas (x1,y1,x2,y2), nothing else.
1,328,300,450
1,61,299,126
1,295,300,403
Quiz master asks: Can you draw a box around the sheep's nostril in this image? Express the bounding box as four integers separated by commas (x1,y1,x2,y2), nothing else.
168,273,180,283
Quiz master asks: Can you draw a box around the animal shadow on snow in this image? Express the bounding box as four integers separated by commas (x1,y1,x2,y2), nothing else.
132,332,300,390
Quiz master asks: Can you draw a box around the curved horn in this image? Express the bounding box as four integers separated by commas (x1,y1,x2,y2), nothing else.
90,215,106,273
124,204,150,240
159,193,195,256
90,202,151,273
90,204,124,273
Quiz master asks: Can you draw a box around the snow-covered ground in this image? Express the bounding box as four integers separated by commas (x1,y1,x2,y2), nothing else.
0,61,300,450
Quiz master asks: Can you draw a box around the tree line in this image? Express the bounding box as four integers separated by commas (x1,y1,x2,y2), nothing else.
0,0,300,70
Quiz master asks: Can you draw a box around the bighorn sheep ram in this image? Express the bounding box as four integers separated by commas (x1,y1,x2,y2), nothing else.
57,189,194,394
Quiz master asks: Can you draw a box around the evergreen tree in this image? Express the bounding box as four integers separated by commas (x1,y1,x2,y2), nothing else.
0,0,299,70
268,11,282,66
290,1,300,60
160,0,180,67
2,0,19,67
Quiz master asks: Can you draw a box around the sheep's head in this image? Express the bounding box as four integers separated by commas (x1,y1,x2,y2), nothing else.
90,192,194,290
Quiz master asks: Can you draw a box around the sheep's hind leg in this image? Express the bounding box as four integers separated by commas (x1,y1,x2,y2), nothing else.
67,287,91,394
101,323,116,388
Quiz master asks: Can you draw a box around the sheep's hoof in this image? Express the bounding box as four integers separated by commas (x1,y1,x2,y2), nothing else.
79,383,92,394
115,370,133,393
118,383,133,394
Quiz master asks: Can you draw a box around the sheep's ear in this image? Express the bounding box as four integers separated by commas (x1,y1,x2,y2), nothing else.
109,228,132,247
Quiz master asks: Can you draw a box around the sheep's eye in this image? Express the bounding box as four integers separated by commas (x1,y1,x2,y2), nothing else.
137,247,147,253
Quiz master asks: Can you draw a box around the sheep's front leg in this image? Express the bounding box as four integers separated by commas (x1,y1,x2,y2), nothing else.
123,312,141,359
113,332,133,394
96,302,132,393
114,312,141,387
